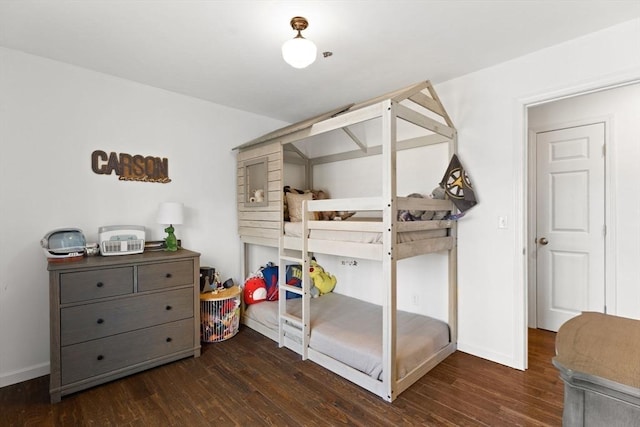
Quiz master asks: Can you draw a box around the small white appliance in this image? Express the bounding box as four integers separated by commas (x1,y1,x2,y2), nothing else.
99,225,145,256
41,228,86,260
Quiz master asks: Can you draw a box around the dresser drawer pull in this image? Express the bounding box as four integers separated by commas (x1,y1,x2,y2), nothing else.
165,273,172,278
97,318,104,324
166,337,172,343
97,355,104,361
96,282,104,288
165,305,172,311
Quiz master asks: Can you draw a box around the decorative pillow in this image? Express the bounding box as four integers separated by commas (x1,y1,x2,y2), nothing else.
286,192,313,222
283,186,304,221
285,264,303,299
261,263,279,301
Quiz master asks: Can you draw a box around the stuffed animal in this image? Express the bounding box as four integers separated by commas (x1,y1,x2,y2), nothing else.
243,276,267,304
312,190,356,221
398,187,451,221
308,282,320,298
284,186,355,222
398,193,432,221
309,259,337,295
285,263,319,298
254,189,264,203
429,186,450,220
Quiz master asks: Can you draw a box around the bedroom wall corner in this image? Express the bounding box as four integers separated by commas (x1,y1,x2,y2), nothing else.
433,17,640,370
0,46,285,387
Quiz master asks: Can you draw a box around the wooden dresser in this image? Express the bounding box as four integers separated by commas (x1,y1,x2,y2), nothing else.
47,249,201,403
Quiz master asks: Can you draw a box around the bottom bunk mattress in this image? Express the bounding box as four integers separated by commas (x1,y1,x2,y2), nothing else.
243,293,450,381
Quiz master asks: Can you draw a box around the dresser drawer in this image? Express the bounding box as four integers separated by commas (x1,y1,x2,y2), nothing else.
61,318,193,385
138,260,194,292
60,267,134,304
61,288,193,346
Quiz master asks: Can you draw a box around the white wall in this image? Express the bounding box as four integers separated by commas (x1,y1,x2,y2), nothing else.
0,47,285,387
528,83,640,321
434,18,640,368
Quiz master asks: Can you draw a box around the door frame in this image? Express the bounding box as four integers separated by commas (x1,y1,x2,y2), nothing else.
527,117,613,329
515,75,638,370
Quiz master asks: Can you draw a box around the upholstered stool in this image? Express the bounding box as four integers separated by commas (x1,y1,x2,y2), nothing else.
553,312,640,426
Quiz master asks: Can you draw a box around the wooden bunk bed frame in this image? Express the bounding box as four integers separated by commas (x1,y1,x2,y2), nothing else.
235,80,457,402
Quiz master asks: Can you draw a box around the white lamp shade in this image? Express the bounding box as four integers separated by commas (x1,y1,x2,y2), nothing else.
282,37,317,69
156,202,184,225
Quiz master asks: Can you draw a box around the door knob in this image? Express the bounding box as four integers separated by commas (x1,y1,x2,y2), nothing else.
538,237,549,245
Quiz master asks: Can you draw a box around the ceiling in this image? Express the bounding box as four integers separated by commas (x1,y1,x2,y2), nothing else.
1,1,639,123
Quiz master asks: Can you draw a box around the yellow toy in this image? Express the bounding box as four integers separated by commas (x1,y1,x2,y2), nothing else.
309,259,337,295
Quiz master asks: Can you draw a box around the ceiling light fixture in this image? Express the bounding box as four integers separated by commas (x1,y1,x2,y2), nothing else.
281,16,317,69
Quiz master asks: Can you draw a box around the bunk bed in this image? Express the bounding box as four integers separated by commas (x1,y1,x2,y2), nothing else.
234,81,458,402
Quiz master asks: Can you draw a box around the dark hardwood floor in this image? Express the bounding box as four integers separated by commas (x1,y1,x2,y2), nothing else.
1,328,563,426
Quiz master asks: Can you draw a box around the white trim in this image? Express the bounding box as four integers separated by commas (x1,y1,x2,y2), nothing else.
457,342,518,369
604,115,617,316
0,362,49,388
527,129,538,330
523,74,640,109
513,98,528,371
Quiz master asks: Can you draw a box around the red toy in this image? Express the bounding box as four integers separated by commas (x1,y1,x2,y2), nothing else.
244,276,267,304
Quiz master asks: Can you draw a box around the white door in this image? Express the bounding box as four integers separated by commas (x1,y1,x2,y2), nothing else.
536,123,605,332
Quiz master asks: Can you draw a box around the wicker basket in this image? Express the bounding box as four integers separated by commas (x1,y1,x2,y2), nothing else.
200,285,241,343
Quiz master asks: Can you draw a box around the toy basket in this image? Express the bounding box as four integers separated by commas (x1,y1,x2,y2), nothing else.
200,286,241,343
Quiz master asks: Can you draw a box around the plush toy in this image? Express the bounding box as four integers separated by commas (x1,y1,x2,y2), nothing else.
243,276,267,304
248,189,265,203
284,186,355,222
309,259,337,296
429,186,450,220
397,187,451,221
312,190,356,221
285,263,318,298
398,193,431,221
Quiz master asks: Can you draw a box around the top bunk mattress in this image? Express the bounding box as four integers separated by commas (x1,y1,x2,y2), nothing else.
243,292,450,381
284,221,447,244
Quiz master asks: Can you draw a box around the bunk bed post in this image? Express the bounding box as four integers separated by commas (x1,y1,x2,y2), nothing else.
449,130,459,345
381,99,398,402
301,201,311,359
241,242,249,289
305,157,313,190
277,242,286,348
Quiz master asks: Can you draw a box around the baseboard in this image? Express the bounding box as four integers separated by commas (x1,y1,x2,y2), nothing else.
0,362,49,388
457,342,522,370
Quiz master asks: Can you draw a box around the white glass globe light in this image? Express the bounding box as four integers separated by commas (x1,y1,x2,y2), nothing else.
282,36,317,69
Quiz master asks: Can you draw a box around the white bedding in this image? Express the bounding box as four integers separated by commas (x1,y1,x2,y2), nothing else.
283,221,447,244
243,293,450,381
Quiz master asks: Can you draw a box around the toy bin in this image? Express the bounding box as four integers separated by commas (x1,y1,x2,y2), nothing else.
200,285,241,343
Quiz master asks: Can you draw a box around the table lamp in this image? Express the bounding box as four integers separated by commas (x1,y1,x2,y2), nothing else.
156,202,184,251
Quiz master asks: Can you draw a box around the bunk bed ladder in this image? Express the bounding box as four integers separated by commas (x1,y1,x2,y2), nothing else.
278,232,311,360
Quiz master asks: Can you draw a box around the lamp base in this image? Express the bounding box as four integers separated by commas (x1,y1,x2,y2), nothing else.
164,225,178,252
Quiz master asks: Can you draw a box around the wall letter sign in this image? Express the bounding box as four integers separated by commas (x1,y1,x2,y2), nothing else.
91,150,171,183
